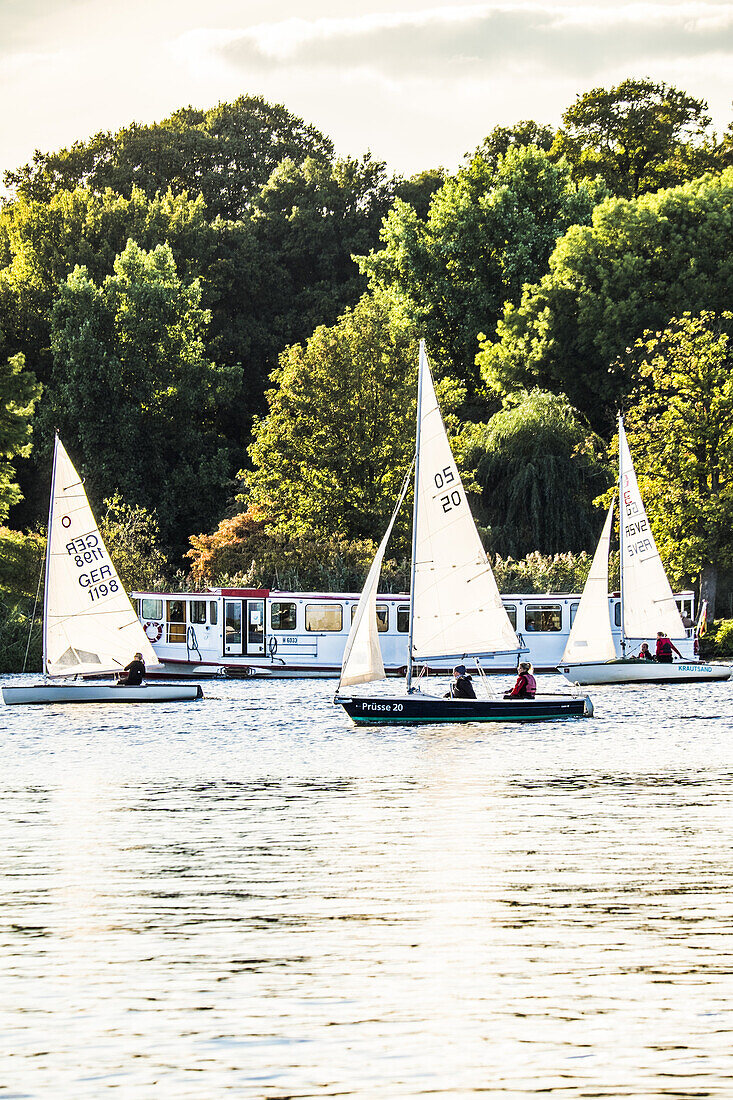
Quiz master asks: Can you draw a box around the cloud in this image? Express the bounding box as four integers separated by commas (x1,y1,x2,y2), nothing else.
174,2,733,84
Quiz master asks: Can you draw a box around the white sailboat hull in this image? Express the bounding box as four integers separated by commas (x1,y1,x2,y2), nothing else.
2,682,204,706
558,660,731,685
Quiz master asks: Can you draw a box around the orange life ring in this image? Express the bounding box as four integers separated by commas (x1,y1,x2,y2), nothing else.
144,621,163,643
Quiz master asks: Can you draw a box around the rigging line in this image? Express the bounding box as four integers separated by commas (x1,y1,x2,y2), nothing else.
22,556,45,674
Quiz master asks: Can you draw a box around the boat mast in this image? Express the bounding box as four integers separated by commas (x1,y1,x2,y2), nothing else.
618,414,627,656
406,341,426,694
42,435,59,677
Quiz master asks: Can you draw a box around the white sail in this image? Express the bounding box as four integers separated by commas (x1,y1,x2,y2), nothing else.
44,437,160,677
618,419,685,641
338,472,411,689
411,344,519,663
562,502,617,663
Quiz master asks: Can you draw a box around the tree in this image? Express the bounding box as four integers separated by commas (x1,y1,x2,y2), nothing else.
620,311,733,619
45,239,242,558
479,169,733,428
98,493,170,591
553,79,715,198
360,145,605,394
469,390,609,557
473,121,556,170
244,293,462,546
0,351,41,524
3,96,334,220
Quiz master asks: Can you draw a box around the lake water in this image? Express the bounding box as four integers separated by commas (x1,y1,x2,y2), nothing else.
1,672,733,1098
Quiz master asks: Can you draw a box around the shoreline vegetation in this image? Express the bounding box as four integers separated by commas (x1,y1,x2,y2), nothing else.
1,81,732,673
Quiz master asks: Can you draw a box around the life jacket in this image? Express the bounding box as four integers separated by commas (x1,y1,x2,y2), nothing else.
656,637,673,658
524,672,537,697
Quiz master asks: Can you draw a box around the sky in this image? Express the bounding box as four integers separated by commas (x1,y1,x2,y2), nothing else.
1,0,732,183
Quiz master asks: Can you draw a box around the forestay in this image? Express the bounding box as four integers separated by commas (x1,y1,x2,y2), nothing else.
338,474,410,690
44,436,159,677
562,502,617,663
411,346,519,663
618,419,685,641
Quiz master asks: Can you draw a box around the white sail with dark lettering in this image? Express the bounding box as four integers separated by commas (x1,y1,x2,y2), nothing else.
618,419,685,642
44,436,159,678
410,344,519,663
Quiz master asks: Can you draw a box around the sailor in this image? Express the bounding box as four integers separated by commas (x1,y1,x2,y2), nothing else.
638,642,655,660
504,661,537,699
117,652,146,686
445,664,476,699
655,632,681,664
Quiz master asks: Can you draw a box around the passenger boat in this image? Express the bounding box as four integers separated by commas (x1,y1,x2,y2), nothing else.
2,437,203,706
334,341,593,725
130,587,698,680
558,417,730,686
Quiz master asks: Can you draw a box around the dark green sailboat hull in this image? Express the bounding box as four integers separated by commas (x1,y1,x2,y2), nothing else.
338,693,592,726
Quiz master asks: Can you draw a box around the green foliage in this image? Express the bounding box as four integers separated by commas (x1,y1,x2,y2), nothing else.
473,120,556,169
0,526,44,597
700,619,733,659
621,311,733,607
553,78,716,197
245,293,442,547
3,96,334,220
469,390,610,557
0,351,41,522
493,551,592,594
0,593,42,673
98,493,170,591
360,144,605,393
44,239,241,557
479,170,733,426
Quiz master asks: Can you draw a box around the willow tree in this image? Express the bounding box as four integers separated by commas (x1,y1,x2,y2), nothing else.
622,311,733,619
472,389,609,557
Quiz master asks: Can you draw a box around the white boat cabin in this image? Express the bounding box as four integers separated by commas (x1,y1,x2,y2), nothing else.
131,588,698,679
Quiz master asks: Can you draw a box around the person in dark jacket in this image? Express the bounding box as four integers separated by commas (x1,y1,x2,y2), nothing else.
638,642,654,660
504,662,537,699
655,632,681,663
445,664,476,699
116,652,145,686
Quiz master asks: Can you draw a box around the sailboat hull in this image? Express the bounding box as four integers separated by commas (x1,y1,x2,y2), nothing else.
2,683,204,706
558,659,731,685
337,692,592,725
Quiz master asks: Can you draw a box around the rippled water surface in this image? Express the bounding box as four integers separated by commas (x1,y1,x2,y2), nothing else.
2,673,733,1098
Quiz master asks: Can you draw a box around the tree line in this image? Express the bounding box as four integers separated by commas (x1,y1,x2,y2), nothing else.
1,78,733,632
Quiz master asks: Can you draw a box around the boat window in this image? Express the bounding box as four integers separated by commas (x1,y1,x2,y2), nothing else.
503,603,517,629
209,602,218,625
614,602,621,627
190,601,206,625
350,603,389,631
141,598,163,620
397,605,410,633
271,601,297,631
524,604,562,632
305,603,343,632
166,600,186,644
570,602,579,626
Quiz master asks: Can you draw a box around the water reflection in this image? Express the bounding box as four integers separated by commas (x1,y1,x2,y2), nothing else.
1,675,732,1096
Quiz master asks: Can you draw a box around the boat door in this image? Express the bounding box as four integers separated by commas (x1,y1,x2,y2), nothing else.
223,598,266,656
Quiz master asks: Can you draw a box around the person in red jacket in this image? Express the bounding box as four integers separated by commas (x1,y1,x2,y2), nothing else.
504,662,537,699
655,632,681,663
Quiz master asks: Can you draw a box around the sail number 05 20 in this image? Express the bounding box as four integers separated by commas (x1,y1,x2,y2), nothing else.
434,465,461,513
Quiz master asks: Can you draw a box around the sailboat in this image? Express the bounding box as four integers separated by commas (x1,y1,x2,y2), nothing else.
335,342,593,725
2,436,203,705
558,417,731,685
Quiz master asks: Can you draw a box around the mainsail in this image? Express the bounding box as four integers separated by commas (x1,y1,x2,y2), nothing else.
410,343,519,663
618,419,685,641
561,502,617,663
44,436,160,677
